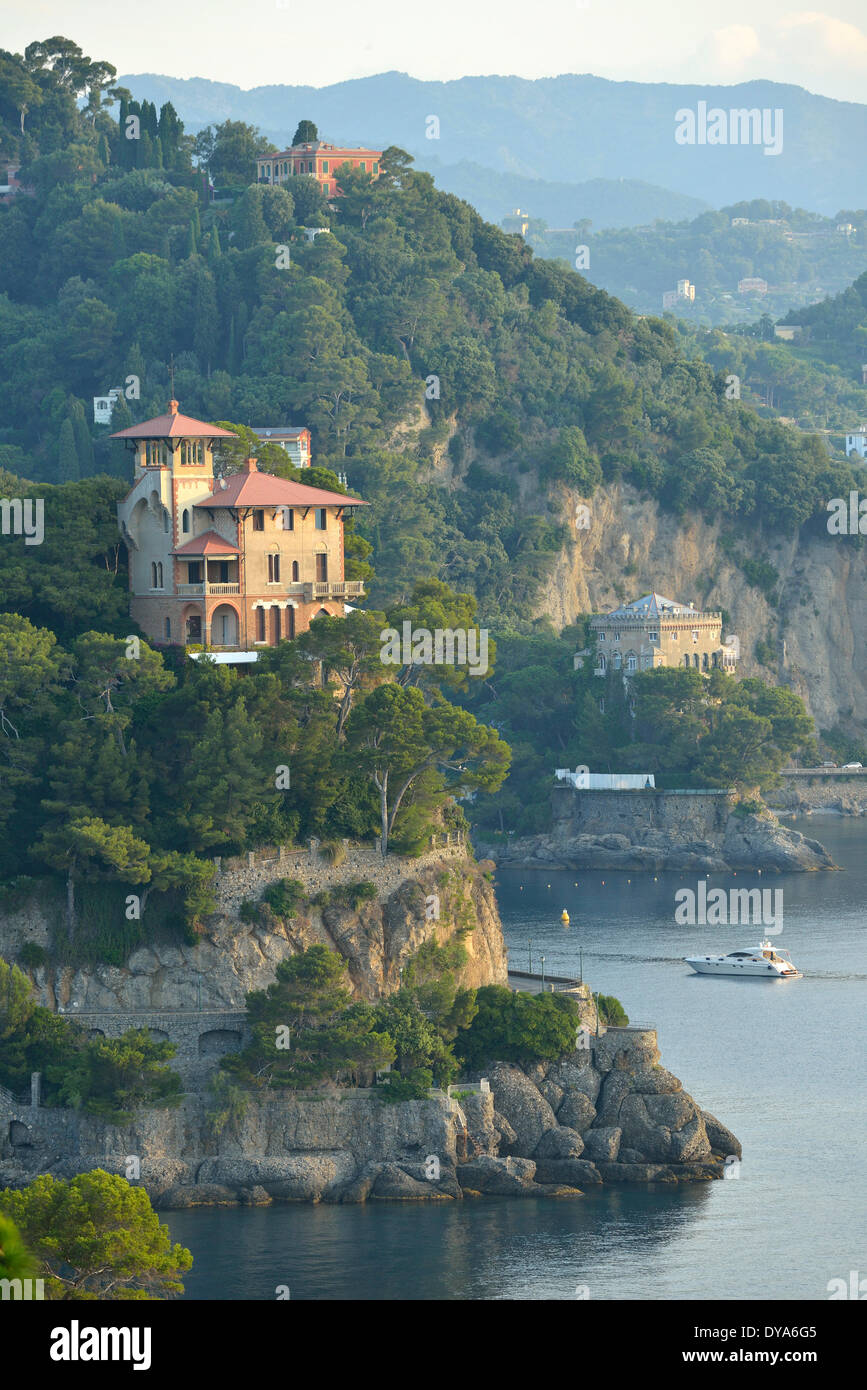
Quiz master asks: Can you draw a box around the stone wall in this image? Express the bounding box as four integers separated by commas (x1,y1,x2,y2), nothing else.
552,785,734,838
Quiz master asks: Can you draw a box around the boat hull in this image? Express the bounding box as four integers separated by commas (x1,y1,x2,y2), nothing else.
685,958,800,978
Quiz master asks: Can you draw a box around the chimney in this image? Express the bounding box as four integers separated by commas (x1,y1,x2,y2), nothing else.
168,399,179,415
242,457,258,473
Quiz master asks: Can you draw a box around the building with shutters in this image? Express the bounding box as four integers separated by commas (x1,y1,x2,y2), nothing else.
113,401,366,652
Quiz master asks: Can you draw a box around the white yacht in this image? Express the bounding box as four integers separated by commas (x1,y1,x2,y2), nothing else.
685,940,801,978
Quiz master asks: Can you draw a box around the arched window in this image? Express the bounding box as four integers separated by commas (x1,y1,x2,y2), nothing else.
182,509,190,534
702,652,709,670
156,562,163,587
613,651,622,670
151,562,157,587
291,560,299,581
627,653,637,673
683,654,690,668
597,653,606,673
165,617,171,641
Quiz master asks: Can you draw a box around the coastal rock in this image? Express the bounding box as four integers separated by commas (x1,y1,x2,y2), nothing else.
371,1163,451,1200
196,1152,357,1202
487,1065,558,1154
533,1126,585,1159
533,1158,603,1186
701,1110,743,1159
555,1090,597,1132
581,1126,622,1162
548,1056,601,1104
492,1111,517,1147
456,1156,537,1195
158,1183,239,1208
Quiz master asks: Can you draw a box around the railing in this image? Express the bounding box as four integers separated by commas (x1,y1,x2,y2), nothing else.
176,582,240,597
285,579,366,602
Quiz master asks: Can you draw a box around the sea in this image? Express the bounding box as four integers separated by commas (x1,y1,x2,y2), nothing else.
167,816,867,1300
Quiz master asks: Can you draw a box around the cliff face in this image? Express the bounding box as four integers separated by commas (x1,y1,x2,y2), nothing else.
0,848,507,1012
543,481,867,734
0,1028,741,1203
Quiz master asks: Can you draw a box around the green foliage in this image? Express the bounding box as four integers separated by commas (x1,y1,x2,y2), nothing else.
457,984,580,1067
596,993,628,1026
18,941,46,969
377,1067,433,1103
0,957,182,1118
0,1212,37,1284
319,838,347,866
261,877,306,919
314,879,378,911
0,1170,192,1300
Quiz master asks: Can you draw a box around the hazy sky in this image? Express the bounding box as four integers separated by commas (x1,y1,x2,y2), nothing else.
2,0,866,102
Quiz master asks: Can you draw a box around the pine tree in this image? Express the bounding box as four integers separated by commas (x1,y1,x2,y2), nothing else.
56,418,80,482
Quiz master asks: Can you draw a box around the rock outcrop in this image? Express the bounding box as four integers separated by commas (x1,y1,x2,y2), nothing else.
479,808,835,873
0,1028,739,1204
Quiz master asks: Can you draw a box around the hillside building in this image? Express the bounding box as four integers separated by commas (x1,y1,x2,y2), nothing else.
113,401,366,652
738,277,768,294
574,592,739,676
845,430,867,460
256,139,381,198
662,279,695,309
250,426,312,469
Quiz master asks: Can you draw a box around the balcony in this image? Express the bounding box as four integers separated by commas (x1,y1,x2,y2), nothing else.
285,579,366,603
176,583,241,597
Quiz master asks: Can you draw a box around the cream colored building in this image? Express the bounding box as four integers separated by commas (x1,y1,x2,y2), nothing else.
574,592,739,676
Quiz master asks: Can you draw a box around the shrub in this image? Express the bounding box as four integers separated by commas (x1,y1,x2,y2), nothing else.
331,880,377,911
238,900,260,924
19,942,47,969
596,994,629,1026
377,1067,433,1104
262,878,306,919
319,840,346,866
457,985,580,1067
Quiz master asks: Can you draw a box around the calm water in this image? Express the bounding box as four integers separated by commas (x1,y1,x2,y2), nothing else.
169,817,867,1300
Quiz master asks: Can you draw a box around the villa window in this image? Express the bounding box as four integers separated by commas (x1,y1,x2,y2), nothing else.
613,632,620,641
268,553,281,583
187,562,202,583
256,607,266,642
252,510,265,531
284,507,294,531
683,654,690,667
180,440,203,466
156,562,163,587
182,509,190,534
613,652,622,670
165,618,171,641
315,508,327,530
597,654,606,673
151,562,157,587
702,652,709,670
315,553,328,583
373,162,379,175
323,160,329,172
597,632,606,642
627,654,637,672
360,161,366,171
649,631,659,642
291,560,299,581
693,653,700,668
692,630,699,642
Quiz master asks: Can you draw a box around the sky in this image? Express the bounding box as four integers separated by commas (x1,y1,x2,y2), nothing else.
2,0,866,103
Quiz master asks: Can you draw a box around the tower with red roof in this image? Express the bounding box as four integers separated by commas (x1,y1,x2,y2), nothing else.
113,401,367,652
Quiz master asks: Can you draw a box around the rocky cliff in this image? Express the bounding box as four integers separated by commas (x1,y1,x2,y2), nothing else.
544,480,867,736
0,1027,741,1204
0,845,507,1012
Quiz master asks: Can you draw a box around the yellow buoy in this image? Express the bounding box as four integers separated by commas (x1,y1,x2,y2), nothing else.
561,909,570,926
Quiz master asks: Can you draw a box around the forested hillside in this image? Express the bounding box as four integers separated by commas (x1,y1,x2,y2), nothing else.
0,37,847,862
529,199,867,328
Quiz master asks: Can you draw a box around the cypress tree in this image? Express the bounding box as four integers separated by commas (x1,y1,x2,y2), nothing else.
70,399,95,476
57,418,80,483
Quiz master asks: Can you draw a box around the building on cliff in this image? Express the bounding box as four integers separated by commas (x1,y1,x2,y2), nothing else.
113,401,367,652
256,139,382,197
574,592,739,676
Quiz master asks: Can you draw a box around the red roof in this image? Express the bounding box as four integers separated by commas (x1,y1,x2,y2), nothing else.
111,400,237,440
194,457,367,509
172,530,240,556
